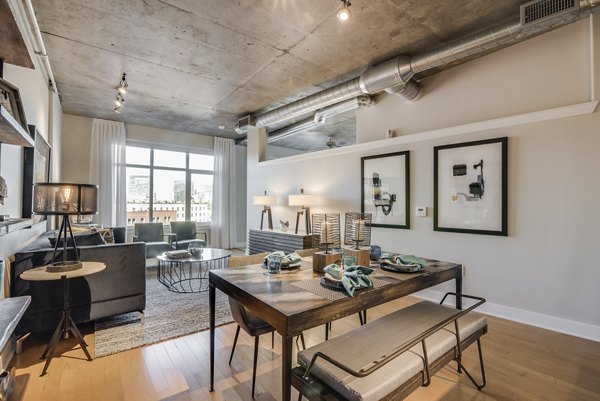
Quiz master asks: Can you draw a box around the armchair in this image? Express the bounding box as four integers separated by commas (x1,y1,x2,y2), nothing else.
133,223,174,258
169,221,207,250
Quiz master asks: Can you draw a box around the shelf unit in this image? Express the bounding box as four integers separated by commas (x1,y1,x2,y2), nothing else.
0,106,33,147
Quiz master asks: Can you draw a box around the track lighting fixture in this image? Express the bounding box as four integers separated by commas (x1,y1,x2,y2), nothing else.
114,73,128,112
337,0,351,21
117,73,128,94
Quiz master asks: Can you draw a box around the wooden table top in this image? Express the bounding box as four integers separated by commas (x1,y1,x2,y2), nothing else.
209,257,461,335
20,261,106,281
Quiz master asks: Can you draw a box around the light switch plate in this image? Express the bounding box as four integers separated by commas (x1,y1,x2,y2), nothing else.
416,206,427,217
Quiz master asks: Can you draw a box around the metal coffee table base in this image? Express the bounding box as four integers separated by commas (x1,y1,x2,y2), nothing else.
158,258,224,293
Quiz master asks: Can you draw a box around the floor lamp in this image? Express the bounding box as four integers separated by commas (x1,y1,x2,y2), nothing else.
33,183,98,272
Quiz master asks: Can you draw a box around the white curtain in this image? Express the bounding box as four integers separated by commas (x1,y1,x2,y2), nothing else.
211,137,237,249
89,118,127,227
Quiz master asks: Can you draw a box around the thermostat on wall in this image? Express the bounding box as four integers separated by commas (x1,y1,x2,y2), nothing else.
416,207,427,217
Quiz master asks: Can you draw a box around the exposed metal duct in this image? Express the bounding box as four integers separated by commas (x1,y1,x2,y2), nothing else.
236,0,598,135
237,96,373,145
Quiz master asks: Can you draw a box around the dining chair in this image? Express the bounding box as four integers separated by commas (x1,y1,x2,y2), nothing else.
227,253,306,398
293,248,319,258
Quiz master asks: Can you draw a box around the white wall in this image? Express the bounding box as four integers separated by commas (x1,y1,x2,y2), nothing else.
246,18,600,339
0,2,63,279
61,114,248,246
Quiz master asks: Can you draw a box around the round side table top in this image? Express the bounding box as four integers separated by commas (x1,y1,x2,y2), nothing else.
20,261,106,281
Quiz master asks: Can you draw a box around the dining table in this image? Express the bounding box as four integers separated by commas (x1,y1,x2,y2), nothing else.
208,256,462,401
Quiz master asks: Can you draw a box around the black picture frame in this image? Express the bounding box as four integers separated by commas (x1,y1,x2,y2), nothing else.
433,137,507,236
22,127,51,220
361,151,410,229
0,77,29,133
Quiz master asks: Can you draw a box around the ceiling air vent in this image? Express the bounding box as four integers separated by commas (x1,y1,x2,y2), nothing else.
235,115,255,135
521,0,579,26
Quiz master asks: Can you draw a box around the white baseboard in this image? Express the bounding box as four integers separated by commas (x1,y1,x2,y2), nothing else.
415,289,600,343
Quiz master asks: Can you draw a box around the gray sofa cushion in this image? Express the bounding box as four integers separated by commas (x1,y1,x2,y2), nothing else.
49,231,106,248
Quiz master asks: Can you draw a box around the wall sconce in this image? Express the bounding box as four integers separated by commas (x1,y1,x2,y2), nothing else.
253,190,276,230
288,189,315,234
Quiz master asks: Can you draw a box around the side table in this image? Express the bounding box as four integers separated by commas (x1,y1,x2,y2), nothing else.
20,261,106,375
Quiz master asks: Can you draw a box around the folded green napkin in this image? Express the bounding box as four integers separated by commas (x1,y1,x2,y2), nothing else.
285,252,302,265
380,253,428,269
323,264,375,297
265,251,302,265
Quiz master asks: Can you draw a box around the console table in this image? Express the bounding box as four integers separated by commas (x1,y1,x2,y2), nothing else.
247,229,318,255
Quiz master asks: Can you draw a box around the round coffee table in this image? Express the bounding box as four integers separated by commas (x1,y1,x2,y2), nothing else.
20,261,106,375
157,248,231,293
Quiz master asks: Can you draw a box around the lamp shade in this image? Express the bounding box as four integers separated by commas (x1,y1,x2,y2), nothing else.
288,189,315,206
33,183,98,215
253,194,276,206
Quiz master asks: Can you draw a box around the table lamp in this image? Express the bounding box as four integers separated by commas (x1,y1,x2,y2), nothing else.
33,183,98,272
253,190,277,230
288,188,315,234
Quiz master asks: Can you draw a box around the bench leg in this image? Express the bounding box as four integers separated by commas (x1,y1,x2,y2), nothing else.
457,338,487,390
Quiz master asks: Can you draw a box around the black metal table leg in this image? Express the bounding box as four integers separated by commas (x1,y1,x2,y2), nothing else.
40,275,93,375
209,283,216,392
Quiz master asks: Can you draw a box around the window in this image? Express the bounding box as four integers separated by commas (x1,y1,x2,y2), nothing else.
126,145,214,226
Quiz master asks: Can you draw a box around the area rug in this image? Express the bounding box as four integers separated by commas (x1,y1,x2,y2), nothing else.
94,267,233,357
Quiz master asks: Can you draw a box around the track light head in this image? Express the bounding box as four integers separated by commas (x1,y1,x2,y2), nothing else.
117,73,128,94
337,0,351,21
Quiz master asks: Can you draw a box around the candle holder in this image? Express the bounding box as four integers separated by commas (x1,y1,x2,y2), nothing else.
312,213,340,254
344,212,372,249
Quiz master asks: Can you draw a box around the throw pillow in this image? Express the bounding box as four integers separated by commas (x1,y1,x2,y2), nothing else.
97,228,114,244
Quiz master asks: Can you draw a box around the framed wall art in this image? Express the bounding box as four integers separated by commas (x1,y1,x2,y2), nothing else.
23,128,51,220
434,137,507,236
361,151,410,229
0,77,29,132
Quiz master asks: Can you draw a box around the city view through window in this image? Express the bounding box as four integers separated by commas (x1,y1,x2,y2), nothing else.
126,146,213,226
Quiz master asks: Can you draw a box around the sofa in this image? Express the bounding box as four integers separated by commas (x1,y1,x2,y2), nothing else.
9,229,146,334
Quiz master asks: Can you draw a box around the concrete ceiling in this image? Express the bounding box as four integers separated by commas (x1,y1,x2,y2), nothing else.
33,0,523,140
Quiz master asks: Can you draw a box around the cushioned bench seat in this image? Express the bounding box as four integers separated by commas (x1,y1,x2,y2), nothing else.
295,301,487,401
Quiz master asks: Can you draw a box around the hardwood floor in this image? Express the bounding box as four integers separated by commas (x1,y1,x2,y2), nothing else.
12,296,600,401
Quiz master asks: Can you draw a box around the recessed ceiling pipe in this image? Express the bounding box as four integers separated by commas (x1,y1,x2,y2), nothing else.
236,0,598,135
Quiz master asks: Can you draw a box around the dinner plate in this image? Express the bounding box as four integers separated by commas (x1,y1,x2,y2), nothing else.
379,261,424,273
261,261,302,270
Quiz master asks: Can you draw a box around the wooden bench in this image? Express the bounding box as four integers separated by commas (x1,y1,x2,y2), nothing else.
292,293,486,401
